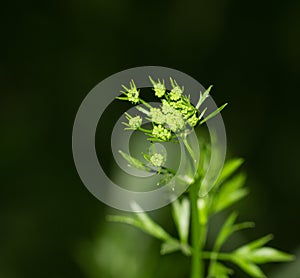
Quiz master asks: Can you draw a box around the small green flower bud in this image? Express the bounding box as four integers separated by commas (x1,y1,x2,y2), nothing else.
152,124,171,141
187,113,199,127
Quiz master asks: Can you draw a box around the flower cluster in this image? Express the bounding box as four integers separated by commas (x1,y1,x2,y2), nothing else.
122,113,142,130
149,77,166,98
165,108,185,132
168,78,201,127
150,153,165,167
169,79,183,101
152,124,172,141
117,80,140,104
119,77,221,143
149,108,165,124
117,76,226,183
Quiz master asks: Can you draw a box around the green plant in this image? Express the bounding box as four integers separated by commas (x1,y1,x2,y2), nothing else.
108,78,293,278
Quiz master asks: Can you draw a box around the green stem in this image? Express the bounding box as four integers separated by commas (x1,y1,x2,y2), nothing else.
161,166,176,175
139,98,152,109
202,251,232,261
138,127,152,133
183,136,197,168
208,240,220,276
190,181,203,278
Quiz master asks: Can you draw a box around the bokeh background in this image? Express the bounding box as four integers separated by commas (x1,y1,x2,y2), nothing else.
1,0,300,277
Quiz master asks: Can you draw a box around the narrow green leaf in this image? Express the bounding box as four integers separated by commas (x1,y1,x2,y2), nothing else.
213,189,249,213
214,212,238,249
213,212,255,261
118,150,150,171
196,85,212,109
232,257,266,278
107,215,142,228
172,197,190,244
198,107,207,121
107,212,172,242
237,234,274,253
233,221,255,231
161,240,181,255
200,103,228,125
215,158,244,186
231,234,294,275
134,210,172,241
248,247,295,264
212,173,248,213
160,240,191,256
209,262,233,278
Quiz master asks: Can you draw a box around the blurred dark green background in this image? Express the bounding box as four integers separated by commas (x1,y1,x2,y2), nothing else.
1,0,300,277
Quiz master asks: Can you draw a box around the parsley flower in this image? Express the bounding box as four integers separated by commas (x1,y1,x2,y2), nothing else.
169,99,194,118
187,113,199,127
150,108,165,124
129,116,142,129
165,110,185,132
169,86,183,101
120,80,140,104
123,113,142,130
149,76,166,98
152,125,171,141
150,153,165,167
161,100,176,115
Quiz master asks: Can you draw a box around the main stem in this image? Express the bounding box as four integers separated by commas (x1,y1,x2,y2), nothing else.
190,181,203,278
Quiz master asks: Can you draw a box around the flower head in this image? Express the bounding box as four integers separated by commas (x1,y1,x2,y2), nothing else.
169,99,194,118
150,153,165,167
161,100,176,115
120,80,140,104
123,113,142,130
169,78,184,101
150,108,165,124
169,86,183,101
165,110,185,132
161,100,186,132
129,115,142,129
149,77,166,98
152,124,171,141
